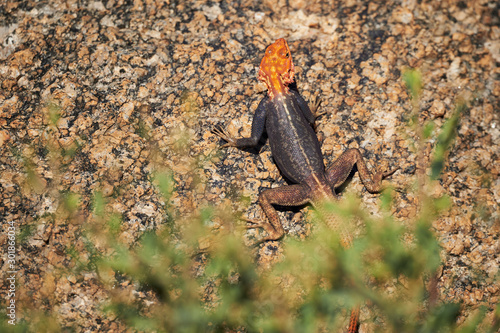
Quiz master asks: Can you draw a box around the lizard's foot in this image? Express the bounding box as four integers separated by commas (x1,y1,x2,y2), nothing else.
366,166,400,193
247,235,282,248
382,166,400,178
212,126,237,147
245,218,284,246
245,218,265,229
311,95,326,119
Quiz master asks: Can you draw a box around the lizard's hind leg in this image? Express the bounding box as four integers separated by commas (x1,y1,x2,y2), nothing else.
326,148,398,193
248,184,311,243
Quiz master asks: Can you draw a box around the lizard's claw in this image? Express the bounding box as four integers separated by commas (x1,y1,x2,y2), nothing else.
212,126,236,147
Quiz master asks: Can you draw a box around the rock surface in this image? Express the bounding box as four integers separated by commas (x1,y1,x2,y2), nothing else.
0,0,498,331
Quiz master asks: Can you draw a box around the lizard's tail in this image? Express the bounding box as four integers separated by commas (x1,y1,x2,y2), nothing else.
348,306,360,333
313,198,360,332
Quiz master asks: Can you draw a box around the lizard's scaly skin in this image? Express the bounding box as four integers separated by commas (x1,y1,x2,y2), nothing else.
215,38,398,333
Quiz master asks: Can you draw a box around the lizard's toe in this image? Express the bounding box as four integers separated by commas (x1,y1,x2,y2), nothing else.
382,166,400,178
212,126,236,147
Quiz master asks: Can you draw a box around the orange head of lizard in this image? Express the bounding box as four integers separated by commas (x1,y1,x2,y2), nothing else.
258,38,295,99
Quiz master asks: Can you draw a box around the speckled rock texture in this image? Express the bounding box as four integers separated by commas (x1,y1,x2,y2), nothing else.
0,0,498,331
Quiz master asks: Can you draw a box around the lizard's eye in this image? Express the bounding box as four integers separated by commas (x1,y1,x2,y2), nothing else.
285,52,289,58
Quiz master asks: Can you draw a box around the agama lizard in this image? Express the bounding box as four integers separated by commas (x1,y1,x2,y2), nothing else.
214,38,397,333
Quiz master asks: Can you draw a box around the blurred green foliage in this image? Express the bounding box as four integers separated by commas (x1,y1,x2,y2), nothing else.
2,76,499,333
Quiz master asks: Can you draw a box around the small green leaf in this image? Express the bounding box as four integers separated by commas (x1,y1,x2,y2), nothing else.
423,121,435,139
431,102,465,179
403,69,422,100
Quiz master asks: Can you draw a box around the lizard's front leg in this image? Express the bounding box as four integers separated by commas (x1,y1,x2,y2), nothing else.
326,148,398,193
292,90,324,128
249,184,311,243
213,97,269,148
